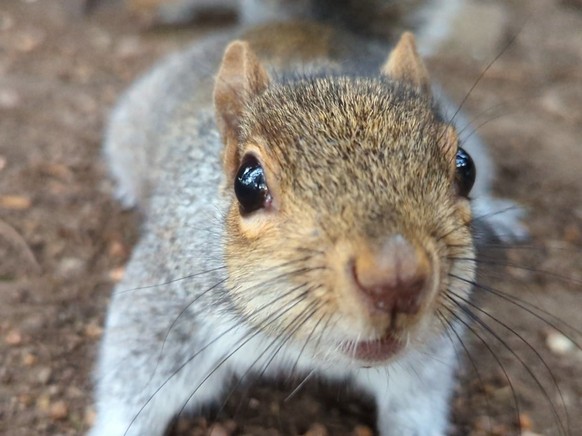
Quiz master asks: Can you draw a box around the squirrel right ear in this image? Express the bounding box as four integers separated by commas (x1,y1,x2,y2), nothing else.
214,40,270,177
381,32,430,94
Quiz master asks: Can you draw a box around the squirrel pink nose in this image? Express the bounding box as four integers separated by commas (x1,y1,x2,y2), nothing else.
352,235,429,315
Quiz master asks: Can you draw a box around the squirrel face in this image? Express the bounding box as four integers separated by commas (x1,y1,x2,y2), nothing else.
215,35,475,365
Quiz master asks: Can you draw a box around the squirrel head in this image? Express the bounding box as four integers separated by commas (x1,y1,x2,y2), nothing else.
214,33,475,365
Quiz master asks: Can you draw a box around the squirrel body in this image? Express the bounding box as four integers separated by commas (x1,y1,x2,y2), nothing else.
93,8,525,436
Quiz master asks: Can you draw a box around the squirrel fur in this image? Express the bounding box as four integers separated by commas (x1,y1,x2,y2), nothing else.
92,2,526,435
132,0,460,54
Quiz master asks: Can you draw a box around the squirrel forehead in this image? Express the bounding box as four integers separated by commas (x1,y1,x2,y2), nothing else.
235,77,455,228
243,76,446,157
240,76,452,185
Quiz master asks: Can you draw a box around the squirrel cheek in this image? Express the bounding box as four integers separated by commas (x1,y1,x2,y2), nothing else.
455,199,472,226
233,211,276,240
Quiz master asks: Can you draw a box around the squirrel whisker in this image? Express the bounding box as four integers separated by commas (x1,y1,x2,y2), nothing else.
449,273,582,348
441,304,523,432
443,293,569,436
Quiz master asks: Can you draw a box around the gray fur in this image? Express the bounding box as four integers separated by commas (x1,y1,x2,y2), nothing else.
93,6,525,436
155,0,460,56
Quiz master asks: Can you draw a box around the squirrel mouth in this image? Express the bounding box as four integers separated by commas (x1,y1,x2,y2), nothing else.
341,332,403,362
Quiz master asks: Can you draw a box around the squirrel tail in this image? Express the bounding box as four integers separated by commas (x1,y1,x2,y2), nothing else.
150,0,461,55
245,0,461,53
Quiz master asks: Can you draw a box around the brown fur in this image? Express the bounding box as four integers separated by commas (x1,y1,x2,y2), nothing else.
215,41,271,179
215,32,474,345
382,32,431,94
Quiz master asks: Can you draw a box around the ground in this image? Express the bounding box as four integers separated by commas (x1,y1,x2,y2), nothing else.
0,0,581,435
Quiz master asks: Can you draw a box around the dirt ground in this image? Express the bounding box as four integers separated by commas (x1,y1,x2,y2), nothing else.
0,0,581,435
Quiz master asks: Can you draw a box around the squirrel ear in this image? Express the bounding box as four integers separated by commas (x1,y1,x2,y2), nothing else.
381,32,430,94
214,40,270,176
440,124,459,165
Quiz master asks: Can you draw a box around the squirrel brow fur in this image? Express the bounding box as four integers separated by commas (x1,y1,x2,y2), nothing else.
233,74,456,239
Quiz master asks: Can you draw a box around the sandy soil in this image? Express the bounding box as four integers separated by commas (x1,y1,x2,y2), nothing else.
0,0,580,435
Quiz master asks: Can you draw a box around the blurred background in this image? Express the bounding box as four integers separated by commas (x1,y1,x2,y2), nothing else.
0,0,581,434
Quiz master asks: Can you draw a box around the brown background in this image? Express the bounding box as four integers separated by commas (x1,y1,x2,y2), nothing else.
0,0,581,434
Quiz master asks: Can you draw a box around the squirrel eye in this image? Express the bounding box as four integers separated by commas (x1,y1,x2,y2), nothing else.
234,155,271,214
455,148,476,197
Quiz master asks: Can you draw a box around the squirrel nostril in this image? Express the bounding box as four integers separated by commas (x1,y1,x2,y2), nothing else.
353,266,427,314
352,235,429,315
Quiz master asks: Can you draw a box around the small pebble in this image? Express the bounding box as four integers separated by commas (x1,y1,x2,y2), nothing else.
5,329,22,345
15,31,44,52
472,415,497,433
208,422,232,436
563,223,582,243
0,12,14,31
248,397,260,409
36,394,50,413
36,367,52,385
48,384,60,396
84,322,103,339
223,420,237,432
174,417,195,432
0,88,20,109
128,0,162,13
0,195,31,210
56,257,86,278
115,36,143,59
89,28,113,51
66,386,84,399
18,393,32,407
353,425,374,436
546,331,575,355
22,352,38,366
269,401,280,415
519,413,533,430
84,406,96,427
303,423,328,436
49,400,68,420
108,266,125,282
40,163,74,182
108,240,127,258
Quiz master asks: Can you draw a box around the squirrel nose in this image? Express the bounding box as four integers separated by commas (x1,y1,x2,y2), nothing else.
352,235,429,315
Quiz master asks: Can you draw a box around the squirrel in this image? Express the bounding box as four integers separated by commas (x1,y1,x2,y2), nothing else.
111,0,461,55
91,1,526,435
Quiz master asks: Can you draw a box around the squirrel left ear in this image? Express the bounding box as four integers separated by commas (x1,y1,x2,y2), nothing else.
214,40,270,177
381,32,431,94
